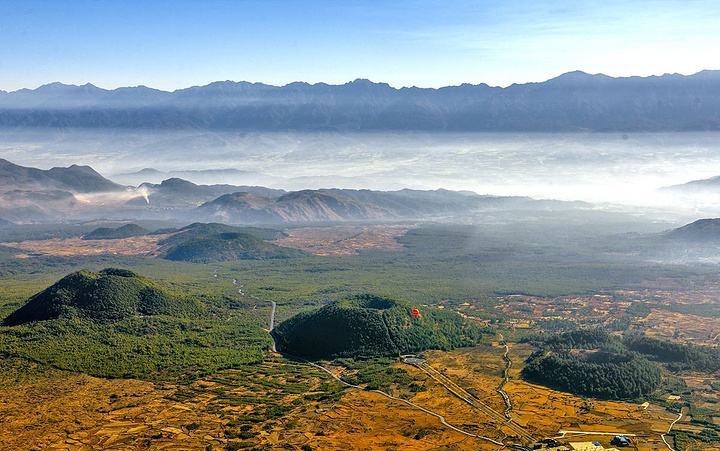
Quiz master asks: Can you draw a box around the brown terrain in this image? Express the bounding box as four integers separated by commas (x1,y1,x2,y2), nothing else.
0,356,488,450
638,309,720,346
273,225,408,256
0,235,169,258
413,345,676,450
0,225,407,259
1,343,684,450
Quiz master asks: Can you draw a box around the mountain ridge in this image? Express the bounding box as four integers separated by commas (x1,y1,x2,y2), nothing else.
2,70,720,131
6,69,719,94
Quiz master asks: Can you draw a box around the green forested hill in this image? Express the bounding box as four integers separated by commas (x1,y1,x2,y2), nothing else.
521,329,662,400
271,294,485,358
83,223,149,240
157,222,304,263
3,268,200,325
162,231,305,263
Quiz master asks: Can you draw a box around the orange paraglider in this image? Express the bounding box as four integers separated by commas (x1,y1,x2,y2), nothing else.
411,308,421,318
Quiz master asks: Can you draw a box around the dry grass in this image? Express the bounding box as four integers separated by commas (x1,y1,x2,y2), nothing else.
418,345,678,451
274,225,408,256
0,346,683,450
637,309,720,346
0,235,169,258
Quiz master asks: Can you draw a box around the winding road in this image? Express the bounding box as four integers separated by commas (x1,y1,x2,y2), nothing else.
406,358,534,445
257,292,508,447
228,273,530,447
496,335,513,420
661,408,684,451
268,300,277,352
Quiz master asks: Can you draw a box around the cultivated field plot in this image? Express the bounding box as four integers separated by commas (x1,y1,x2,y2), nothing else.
273,225,408,256
0,356,491,450
0,235,169,257
419,345,678,450
638,309,720,346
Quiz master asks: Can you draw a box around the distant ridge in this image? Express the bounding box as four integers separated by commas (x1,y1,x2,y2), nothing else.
0,158,122,193
1,70,720,131
665,218,720,242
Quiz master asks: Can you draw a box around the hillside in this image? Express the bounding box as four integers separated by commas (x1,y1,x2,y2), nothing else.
521,330,662,400
163,232,305,262
664,175,720,194
0,158,123,194
83,223,149,240
0,159,127,222
113,168,276,187
3,268,200,325
128,178,285,208
271,294,484,358
158,223,303,262
664,218,720,242
2,71,720,131
196,188,533,224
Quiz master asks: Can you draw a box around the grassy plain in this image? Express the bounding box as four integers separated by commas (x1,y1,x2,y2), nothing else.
1,222,719,449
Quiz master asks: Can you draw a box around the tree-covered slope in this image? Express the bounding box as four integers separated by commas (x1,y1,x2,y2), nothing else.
83,223,148,240
3,268,200,325
521,329,662,400
163,231,305,263
158,222,304,263
271,294,484,358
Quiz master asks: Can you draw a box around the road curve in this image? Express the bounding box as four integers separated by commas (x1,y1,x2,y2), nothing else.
496,335,513,420
302,358,505,447
661,409,684,451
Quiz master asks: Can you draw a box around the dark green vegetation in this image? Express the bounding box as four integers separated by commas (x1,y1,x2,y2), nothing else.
272,294,485,358
167,357,344,448
523,329,720,402
0,221,715,384
337,357,425,397
0,267,268,380
158,223,304,263
623,335,720,372
0,316,267,380
3,268,200,325
522,330,662,400
83,223,148,240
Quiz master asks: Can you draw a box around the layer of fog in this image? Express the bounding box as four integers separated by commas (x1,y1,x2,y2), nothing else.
2,128,719,215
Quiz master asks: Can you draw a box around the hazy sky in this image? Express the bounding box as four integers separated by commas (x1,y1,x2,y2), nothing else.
0,0,718,91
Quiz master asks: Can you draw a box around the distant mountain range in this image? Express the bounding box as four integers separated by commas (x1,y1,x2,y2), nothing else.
112,168,272,186
194,188,556,224
1,70,720,131
133,178,285,208
663,175,720,194
0,158,585,224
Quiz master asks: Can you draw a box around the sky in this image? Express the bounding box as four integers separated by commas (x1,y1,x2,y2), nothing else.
0,0,718,91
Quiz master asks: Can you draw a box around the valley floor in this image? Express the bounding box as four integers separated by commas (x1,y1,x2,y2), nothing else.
0,345,682,450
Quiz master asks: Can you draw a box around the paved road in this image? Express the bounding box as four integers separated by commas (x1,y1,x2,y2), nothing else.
268,300,277,352
222,273,277,352
556,430,638,438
